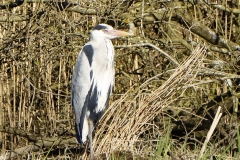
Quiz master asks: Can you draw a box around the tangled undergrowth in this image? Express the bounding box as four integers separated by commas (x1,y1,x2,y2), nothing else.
0,0,240,159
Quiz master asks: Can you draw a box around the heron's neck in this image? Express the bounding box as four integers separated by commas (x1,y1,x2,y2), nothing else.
90,36,113,49
104,39,114,63
90,36,110,43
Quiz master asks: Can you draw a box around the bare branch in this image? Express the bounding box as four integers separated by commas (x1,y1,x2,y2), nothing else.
0,125,38,142
1,137,77,159
174,10,240,51
0,15,29,22
116,43,180,66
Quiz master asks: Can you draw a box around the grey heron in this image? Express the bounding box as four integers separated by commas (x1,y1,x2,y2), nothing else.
71,24,130,157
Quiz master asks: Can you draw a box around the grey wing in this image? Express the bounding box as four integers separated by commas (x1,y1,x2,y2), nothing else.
71,45,92,143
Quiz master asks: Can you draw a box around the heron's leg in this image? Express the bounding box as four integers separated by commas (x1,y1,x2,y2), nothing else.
88,120,93,159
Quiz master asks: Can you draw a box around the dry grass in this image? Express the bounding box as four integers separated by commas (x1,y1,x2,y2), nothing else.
200,106,222,158
88,45,206,158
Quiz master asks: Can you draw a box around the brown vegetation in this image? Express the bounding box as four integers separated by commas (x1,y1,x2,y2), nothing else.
0,0,240,159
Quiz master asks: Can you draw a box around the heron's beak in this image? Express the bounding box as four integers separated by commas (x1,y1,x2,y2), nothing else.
106,29,130,37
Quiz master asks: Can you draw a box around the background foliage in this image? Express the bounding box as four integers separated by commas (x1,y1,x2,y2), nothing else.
0,0,240,159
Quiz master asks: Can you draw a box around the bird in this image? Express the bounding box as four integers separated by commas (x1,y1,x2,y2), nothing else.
71,24,130,157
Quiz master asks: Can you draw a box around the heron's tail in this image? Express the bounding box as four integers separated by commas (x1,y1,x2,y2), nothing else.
75,116,89,144
75,123,83,144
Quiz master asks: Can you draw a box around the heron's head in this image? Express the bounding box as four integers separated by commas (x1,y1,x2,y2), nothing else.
90,24,130,41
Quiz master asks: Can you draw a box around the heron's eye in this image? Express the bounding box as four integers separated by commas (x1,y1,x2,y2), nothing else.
102,29,107,33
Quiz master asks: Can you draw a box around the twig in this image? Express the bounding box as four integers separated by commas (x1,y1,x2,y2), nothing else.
197,68,240,79
141,0,145,37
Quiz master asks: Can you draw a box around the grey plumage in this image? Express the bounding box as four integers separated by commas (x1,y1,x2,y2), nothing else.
71,24,129,157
